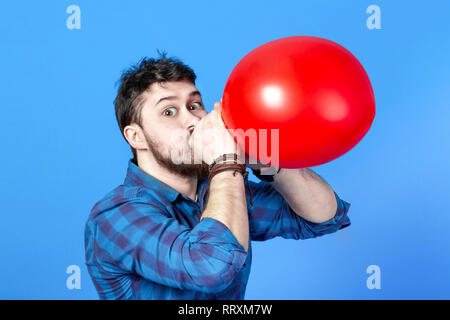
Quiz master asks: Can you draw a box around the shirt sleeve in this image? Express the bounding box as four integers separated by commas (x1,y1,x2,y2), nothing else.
246,180,351,241
85,200,247,294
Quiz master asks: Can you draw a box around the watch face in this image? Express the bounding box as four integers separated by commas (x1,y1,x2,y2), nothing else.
252,168,276,182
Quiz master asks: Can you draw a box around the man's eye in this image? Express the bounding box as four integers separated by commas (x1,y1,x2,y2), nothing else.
189,102,203,110
162,107,177,117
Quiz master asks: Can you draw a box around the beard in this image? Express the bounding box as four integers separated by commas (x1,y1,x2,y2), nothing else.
143,131,209,180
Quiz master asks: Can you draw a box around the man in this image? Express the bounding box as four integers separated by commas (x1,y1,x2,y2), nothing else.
84,53,351,300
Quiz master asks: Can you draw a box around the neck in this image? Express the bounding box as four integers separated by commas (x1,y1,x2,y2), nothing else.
136,155,198,201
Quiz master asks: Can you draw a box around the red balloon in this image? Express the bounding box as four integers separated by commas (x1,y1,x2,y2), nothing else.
221,36,375,168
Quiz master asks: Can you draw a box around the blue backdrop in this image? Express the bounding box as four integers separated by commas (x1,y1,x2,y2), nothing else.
1,0,449,299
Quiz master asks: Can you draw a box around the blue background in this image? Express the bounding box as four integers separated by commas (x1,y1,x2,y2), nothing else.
1,0,449,299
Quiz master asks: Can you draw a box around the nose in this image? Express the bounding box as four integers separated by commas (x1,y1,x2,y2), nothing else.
183,108,201,134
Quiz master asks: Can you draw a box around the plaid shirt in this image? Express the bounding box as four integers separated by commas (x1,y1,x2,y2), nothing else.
84,159,351,300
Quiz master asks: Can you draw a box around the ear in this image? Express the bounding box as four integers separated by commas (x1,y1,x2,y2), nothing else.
124,124,148,151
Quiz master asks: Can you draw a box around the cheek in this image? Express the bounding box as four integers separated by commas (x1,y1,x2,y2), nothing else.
141,121,166,147
143,114,175,138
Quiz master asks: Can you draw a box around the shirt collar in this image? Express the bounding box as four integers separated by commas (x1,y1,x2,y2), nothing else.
124,158,209,204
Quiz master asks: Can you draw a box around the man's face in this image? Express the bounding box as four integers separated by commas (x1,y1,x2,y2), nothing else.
138,80,209,178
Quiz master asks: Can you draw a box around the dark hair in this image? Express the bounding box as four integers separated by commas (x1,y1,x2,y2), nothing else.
114,51,197,162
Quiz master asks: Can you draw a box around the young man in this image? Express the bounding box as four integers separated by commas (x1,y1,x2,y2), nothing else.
84,54,351,300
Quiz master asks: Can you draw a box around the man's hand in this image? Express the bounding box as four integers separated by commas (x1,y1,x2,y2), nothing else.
189,102,244,165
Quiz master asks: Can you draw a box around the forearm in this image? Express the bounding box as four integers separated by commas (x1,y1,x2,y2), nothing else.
201,171,249,251
272,168,337,223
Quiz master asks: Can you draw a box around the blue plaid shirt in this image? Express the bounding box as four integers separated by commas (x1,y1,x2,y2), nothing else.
84,159,351,300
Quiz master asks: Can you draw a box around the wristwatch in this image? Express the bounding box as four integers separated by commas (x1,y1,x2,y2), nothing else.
251,167,281,182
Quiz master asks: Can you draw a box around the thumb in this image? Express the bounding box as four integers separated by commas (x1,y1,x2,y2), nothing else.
213,102,226,127
214,101,222,112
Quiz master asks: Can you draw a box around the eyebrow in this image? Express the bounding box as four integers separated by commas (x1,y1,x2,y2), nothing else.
155,90,202,107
